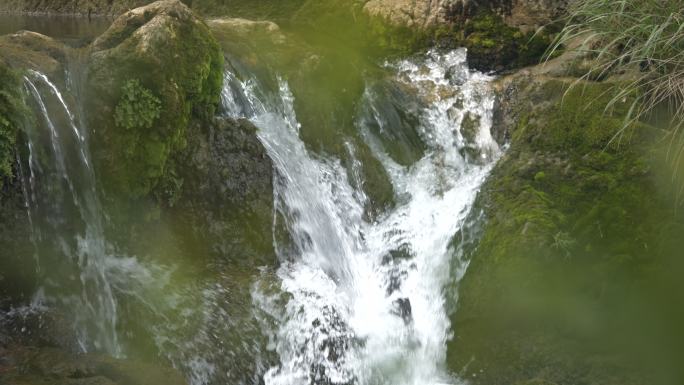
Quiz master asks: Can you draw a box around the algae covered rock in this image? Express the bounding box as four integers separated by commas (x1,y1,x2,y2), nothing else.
0,60,25,185
0,60,36,307
0,0,151,17
447,72,684,385
170,117,275,264
0,31,69,76
504,0,571,32
85,0,223,199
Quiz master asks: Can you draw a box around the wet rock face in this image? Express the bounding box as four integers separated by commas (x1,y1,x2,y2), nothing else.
85,0,223,200
358,79,427,166
0,45,56,309
448,64,683,385
0,170,35,308
308,306,357,385
0,306,187,385
0,345,187,385
391,297,412,324
172,117,275,263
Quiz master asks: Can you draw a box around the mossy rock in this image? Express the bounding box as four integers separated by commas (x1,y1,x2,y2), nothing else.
0,31,69,309
0,60,37,307
85,0,223,201
166,117,275,265
460,13,552,72
0,61,23,186
0,31,68,76
448,76,684,385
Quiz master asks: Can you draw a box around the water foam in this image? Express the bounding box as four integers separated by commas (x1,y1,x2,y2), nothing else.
222,49,500,385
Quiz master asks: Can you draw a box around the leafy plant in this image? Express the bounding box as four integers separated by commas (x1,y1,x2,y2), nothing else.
114,79,162,130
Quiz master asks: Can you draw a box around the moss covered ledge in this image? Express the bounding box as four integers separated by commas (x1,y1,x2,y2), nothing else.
447,75,684,385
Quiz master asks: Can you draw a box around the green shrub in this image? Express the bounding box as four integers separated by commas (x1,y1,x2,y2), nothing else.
114,79,162,130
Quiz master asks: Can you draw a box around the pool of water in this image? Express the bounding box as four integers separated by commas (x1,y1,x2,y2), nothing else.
0,13,111,44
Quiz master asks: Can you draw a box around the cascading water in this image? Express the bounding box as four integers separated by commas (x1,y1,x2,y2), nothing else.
18,70,164,357
14,68,271,385
7,45,499,385
222,48,501,385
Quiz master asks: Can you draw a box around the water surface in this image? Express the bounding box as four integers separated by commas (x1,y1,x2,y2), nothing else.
0,14,110,43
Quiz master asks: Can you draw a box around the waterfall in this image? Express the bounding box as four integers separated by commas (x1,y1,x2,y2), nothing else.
19,70,163,357
9,47,499,385
222,49,501,385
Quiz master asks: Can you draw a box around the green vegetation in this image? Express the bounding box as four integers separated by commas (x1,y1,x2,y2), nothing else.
86,3,224,200
114,79,161,130
550,0,684,200
449,78,684,385
462,13,552,71
0,61,25,188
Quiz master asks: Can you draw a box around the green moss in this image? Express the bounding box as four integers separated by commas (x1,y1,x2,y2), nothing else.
448,78,684,385
480,80,659,263
114,79,161,130
0,61,26,188
87,9,224,202
462,13,553,71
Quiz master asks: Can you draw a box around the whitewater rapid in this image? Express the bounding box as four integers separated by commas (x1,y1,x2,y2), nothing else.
222,49,500,385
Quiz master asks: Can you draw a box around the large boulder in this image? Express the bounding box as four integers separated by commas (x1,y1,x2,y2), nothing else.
447,66,684,385
0,31,69,76
85,0,223,200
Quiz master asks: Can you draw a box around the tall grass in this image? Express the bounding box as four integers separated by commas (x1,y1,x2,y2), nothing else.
548,0,684,202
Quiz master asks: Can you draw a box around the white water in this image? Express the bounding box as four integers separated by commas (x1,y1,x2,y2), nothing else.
17,70,270,385
222,49,500,385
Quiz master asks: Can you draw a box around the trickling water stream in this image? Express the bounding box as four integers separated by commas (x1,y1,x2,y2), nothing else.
19,69,166,357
